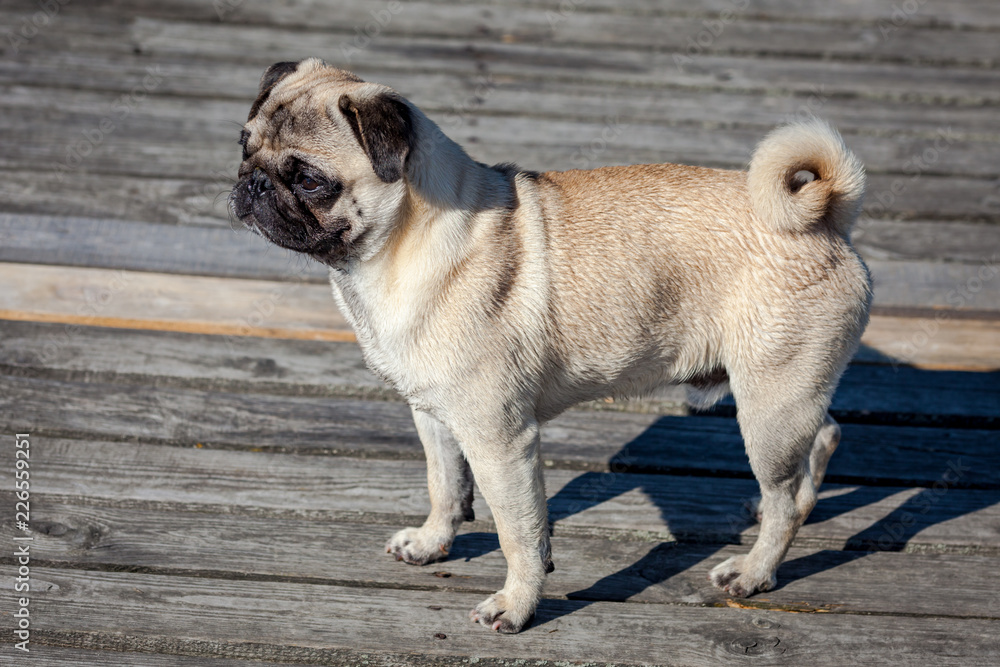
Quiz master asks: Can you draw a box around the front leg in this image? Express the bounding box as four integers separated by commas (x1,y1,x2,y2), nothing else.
465,422,551,634
386,407,474,565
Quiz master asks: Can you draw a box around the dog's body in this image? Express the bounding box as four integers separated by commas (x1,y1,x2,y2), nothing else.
231,58,872,633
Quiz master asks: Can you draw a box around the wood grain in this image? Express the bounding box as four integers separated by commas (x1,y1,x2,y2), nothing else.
0,263,351,342
3,319,997,425
1,370,996,487
3,262,998,369
5,566,998,665
5,499,998,618
16,438,1000,549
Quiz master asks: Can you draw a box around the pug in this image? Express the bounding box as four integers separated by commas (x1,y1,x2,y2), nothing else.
230,58,871,634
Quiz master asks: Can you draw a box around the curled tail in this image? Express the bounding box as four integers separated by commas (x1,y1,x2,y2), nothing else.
747,118,866,236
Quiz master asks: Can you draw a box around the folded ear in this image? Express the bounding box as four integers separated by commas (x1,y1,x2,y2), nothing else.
336,92,414,183
248,61,300,120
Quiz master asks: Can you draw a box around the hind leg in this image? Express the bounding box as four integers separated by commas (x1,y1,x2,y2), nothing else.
745,413,840,521
710,368,834,597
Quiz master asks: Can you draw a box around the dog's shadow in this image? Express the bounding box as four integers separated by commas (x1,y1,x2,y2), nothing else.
453,358,999,628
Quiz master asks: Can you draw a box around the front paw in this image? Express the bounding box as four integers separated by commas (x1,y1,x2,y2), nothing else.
469,590,535,634
709,555,776,598
385,526,450,565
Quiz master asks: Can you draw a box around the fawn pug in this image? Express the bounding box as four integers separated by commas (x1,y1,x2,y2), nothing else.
230,58,871,633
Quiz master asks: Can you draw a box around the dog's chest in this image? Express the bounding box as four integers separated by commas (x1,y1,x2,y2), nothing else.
327,271,438,401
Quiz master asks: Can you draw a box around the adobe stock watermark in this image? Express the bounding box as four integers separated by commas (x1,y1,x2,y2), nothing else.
877,0,928,40
545,0,587,29
855,126,959,236
570,116,629,169
863,459,970,554
339,0,404,64
407,73,498,175
5,0,70,55
54,66,165,182
38,268,137,362
673,0,750,72
781,85,829,126
13,433,33,653
887,255,998,369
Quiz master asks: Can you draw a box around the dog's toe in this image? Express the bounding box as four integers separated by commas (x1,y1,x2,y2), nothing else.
385,527,449,566
471,592,532,633
709,555,775,598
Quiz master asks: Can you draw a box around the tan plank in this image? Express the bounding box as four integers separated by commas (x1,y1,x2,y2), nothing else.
6,499,998,618
861,314,1000,371
0,263,351,343
3,262,998,369
6,567,999,665
21,439,1000,550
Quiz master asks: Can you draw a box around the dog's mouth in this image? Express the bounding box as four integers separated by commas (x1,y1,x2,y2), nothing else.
231,182,351,260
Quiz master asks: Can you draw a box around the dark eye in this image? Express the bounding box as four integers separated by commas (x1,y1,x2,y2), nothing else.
238,130,250,160
298,175,321,192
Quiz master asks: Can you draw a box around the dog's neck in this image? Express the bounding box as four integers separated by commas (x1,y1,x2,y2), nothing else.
404,107,505,215
329,108,519,359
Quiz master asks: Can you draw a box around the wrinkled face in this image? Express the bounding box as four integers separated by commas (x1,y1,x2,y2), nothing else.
230,59,414,265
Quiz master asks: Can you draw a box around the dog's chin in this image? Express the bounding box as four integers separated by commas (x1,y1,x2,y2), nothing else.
240,210,350,263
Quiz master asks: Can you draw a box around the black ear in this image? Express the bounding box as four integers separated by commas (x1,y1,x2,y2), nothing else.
248,61,300,120
337,92,413,183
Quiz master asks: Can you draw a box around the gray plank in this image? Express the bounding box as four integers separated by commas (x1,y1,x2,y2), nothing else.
1,646,292,666
5,15,1000,105
8,499,1000,618
4,567,999,665
852,219,1000,264
0,169,231,227
20,438,1000,549
2,88,995,179
4,213,999,291
0,214,329,282
1,167,993,228
41,0,1000,67
6,59,1000,138
1,370,997,487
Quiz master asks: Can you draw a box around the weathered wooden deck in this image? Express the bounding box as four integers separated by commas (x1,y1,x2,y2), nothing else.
1,0,999,664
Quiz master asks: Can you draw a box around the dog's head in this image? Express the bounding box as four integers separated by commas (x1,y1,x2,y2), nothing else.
229,59,414,264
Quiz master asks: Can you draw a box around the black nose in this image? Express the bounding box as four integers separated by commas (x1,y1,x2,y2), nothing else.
248,167,274,197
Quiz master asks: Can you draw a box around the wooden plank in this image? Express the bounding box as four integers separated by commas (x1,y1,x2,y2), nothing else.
0,169,231,226
1,369,997,487
860,314,1000,371
16,438,1000,549
6,59,1000,139
1,167,992,229
3,320,997,425
5,567,999,665
9,0,1000,33
851,219,1000,264
2,89,995,180
0,263,351,342
3,262,998,369
38,0,1000,67
8,499,1000,618
5,16,1000,106
0,214,330,282
0,647,292,667
3,213,997,286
